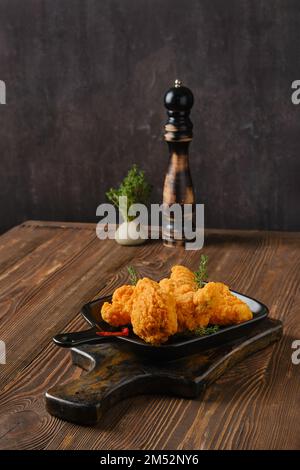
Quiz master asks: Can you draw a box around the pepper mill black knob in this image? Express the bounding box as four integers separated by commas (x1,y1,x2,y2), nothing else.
162,80,195,247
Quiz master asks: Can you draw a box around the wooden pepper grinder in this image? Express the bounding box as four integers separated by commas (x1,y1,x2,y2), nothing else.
162,79,195,247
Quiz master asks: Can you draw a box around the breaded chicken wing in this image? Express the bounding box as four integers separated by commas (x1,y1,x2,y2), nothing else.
170,265,197,295
193,282,253,325
159,278,174,295
131,278,177,344
160,267,199,331
101,285,134,326
175,290,209,331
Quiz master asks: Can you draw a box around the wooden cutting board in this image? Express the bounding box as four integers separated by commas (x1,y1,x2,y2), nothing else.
46,318,282,426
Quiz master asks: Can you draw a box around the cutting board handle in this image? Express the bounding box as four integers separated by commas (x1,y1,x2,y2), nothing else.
53,327,112,348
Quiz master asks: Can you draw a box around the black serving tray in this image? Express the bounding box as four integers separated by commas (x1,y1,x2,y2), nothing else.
53,287,269,361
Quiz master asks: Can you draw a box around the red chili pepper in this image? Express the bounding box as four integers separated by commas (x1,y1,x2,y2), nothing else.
96,327,129,337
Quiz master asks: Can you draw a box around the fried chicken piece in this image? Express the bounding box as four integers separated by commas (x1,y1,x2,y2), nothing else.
101,285,134,326
159,264,196,296
170,265,197,295
159,273,201,332
175,290,209,331
131,278,177,344
159,278,174,295
193,282,253,326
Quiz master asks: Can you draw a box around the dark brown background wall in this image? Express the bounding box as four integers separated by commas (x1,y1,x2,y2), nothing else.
0,0,299,233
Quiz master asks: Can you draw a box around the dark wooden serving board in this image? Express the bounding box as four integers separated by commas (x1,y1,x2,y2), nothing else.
46,317,282,426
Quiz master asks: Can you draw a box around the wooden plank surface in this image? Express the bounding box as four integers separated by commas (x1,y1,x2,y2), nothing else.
0,221,299,450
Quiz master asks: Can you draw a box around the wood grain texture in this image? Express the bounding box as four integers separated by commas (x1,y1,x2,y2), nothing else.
0,221,299,450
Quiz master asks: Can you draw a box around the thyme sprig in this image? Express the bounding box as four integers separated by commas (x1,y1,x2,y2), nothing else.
193,325,220,336
127,266,139,285
174,325,220,339
194,254,208,288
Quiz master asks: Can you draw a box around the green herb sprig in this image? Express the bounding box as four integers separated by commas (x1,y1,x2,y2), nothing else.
174,325,220,339
106,165,152,222
193,325,220,336
127,266,139,285
194,254,208,288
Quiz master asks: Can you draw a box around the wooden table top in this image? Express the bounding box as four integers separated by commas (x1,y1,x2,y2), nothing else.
0,220,299,450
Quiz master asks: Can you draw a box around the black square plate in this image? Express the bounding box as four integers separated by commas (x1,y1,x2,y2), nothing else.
80,287,269,361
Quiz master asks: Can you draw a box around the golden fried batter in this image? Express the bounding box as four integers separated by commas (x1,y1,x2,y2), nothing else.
193,282,253,326
159,278,174,295
101,285,134,326
131,278,177,344
175,291,208,331
170,265,197,295
160,266,199,331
